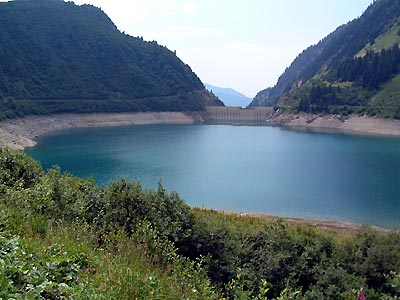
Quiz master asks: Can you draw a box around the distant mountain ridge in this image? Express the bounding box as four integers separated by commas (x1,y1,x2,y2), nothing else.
205,84,252,107
249,0,400,119
0,0,222,120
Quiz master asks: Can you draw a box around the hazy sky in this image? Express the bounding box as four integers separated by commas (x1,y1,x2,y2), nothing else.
72,0,372,97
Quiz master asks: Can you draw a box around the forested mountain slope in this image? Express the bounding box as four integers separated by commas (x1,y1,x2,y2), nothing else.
0,0,222,120
250,0,400,118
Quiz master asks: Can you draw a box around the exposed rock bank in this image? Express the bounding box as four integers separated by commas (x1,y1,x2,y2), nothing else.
0,111,207,150
2,111,400,150
267,113,400,136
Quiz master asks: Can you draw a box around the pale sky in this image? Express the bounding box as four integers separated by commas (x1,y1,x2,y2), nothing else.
72,0,372,97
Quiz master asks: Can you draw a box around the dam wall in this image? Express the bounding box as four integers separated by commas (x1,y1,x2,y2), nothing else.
205,106,275,125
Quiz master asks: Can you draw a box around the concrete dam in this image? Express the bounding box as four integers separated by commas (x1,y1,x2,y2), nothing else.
205,106,275,125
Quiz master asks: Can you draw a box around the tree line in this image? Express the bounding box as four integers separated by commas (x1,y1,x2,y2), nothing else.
334,44,400,90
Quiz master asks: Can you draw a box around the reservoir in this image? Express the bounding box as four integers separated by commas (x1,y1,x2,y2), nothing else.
26,124,400,229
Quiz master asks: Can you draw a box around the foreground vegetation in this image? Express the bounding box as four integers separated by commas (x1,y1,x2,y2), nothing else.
1,148,400,299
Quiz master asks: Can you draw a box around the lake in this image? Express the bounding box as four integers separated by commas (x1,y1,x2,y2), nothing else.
26,124,400,229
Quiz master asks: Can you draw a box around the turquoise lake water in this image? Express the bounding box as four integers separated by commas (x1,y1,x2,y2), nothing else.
26,124,400,228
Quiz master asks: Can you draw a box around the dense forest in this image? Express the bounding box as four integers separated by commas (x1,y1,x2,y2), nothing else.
334,45,400,90
0,0,222,120
1,147,399,299
249,0,400,119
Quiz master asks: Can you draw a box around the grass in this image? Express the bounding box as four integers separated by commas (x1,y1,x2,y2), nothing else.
370,74,400,118
191,208,368,244
356,19,400,57
0,202,221,300
3,198,375,300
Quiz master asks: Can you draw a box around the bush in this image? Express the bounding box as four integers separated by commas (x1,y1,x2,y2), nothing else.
102,179,194,241
0,148,43,193
1,148,400,299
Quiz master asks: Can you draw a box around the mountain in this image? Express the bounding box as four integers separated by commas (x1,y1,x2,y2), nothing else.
0,0,222,120
205,84,252,107
249,0,400,119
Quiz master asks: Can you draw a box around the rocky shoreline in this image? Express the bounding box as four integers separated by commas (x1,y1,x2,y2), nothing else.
0,111,207,150
2,111,400,150
267,113,400,136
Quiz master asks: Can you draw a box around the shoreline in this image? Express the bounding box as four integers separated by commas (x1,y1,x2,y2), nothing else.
216,210,392,234
255,215,391,234
267,112,400,137
2,111,400,150
0,111,207,150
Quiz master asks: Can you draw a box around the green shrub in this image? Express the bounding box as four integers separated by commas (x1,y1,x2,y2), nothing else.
101,179,194,242
0,148,43,193
1,148,400,299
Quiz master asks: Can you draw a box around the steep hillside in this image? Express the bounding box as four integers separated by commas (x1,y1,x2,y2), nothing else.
205,83,252,107
0,0,222,120
250,0,400,118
